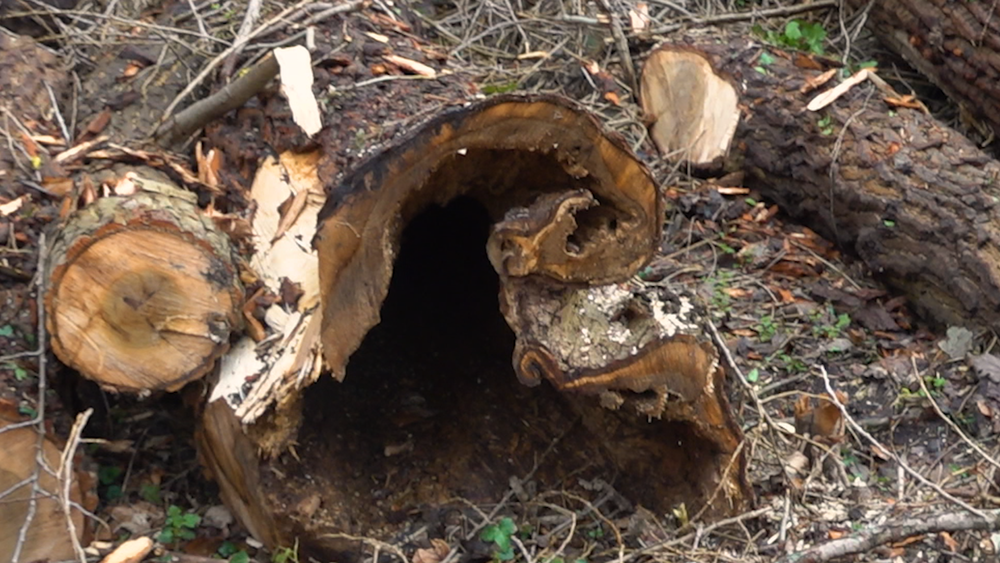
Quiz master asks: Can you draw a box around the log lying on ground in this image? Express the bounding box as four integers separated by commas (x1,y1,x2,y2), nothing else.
0,409,97,563
199,95,750,560
641,39,1000,330
44,171,243,392
845,0,1000,137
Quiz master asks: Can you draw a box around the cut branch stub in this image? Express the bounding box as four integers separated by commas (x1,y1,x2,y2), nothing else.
45,180,243,392
640,48,739,167
314,94,662,376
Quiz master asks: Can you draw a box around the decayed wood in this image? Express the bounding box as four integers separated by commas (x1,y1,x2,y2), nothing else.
0,411,97,563
198,94,750,558
643,39,1000,330
44,173,243,392
639,48,739,166
846,0,1000,137
314,94,663,380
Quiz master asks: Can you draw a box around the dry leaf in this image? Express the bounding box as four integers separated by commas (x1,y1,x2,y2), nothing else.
793,53,824,70
42,176,75,197
828,529,846,539
807,69,871,112
122,62,141,78
0,194,28,216
884,94,923,109
384,54,436,77
800,68,837,94
364,31,389,43
86,109,113,135
941,531,959,551
274,46,323,137
99,537,153,563
604,91,621,106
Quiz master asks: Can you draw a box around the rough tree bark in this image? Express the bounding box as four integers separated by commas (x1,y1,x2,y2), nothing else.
846,0,1000,137
198,95,750,559
44,173,243,392
641,37,1000,330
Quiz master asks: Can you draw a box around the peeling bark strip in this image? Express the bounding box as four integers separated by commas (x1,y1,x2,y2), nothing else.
314,94,663,377
44,180,242,392
643,39,1000,329
846,0,1000,136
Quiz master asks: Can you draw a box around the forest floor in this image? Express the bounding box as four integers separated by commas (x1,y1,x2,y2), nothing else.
3,0,1000,562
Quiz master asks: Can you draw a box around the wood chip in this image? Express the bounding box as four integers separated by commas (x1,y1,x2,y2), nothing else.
274,46,322,137
384,54,436,77
806,69,871,112
99,536,153,563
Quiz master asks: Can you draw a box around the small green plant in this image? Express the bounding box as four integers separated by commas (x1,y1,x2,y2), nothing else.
481,517,517,561
754,19,827,55
755,315,778,343
745,367,760,383
928,375,946,390
817,115,834,135
140,483,162,504
158,505,201,544
219,541,250,563
18,404,36,418
775,353,807,373
482,81,519,95
4,362,29,381
707,270,734,313
0,325,13,337
814,309,850,339
883,219,896,228
272,540,300,563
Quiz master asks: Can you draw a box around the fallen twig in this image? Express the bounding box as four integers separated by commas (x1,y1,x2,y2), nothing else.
775,509,1000,563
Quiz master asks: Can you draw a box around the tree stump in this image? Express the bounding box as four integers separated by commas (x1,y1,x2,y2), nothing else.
0,409,97,563
845,0,1000,137
199,95,750,560
641,39,1000,331
44,175,243,392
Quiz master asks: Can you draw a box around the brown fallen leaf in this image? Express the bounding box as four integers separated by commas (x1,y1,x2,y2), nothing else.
0,194,28,216
884,94,923,109
800,68,837,94
99,537,153,563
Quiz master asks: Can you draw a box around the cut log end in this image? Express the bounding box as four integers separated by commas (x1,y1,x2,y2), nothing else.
640,49,739,167
46,187,242,392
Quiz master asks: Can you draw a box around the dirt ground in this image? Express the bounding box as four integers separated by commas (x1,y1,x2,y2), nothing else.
3,0,1000,562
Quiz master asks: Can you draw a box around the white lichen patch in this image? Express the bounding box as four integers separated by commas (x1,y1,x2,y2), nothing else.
528,281,703,370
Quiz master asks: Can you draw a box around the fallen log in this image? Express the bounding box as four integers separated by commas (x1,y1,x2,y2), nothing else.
845,0,1000,138
198,95,750,559
44,171,243,392
641,39,1000,331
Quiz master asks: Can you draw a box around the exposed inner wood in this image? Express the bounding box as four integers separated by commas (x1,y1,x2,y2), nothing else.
0,414,93,563
640,49,740,166
45,187,242,392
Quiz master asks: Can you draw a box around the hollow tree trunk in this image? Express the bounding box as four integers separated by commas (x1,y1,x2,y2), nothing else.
0,408,97,563
845,0,1000,137
44,173,243,392
641,38,1000,331
198,95,751,560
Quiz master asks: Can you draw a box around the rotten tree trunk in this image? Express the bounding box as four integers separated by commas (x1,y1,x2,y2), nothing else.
642,38,1000,330
198,95,750,560
846,0,1000,137
44,173,243,392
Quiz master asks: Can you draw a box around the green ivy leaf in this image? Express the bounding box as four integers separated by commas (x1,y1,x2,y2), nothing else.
758,51,775,66
218,541,239,557
498,517,516,536
481,525,501,543
158,528,175,544
497,546,515,561
181,513,201,528
230,552,250,563
784,20,801,41
0,325,13,337
746,368,760,383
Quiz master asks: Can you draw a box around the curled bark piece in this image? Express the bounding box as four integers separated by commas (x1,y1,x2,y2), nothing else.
44,177,243,392
314,94,662,378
